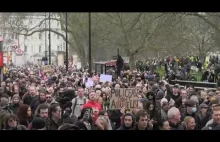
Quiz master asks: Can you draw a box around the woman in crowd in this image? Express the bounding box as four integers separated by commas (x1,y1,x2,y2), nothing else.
9,94,22,115
4,114,27,130
158,119,170,130
17,104,33,128
183,116,196,130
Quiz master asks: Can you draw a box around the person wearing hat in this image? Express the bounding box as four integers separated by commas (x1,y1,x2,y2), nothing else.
32,117,46,130
155,91,165,111
195,103,210,130
181,100,198,128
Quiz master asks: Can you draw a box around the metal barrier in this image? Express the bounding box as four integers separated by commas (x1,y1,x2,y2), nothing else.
169,80,217,89
169,84,216,92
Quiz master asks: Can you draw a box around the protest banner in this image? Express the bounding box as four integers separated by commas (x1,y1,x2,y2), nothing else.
86,78,94,88
43,65,52,73
100,74,112,82
109,88,139,110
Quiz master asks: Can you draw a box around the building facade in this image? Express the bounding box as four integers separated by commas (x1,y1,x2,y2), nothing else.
0,13,67,66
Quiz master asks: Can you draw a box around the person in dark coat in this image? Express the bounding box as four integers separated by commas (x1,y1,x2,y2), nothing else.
30,89,47,113
133,110,153,130
144,101,160,130
47,104,62,130
108,109,122,130
117,113,135,130
17,104,33,128
181,100,199,129
195,103,210,130
3,114,27,130
155,91,165,112
9,94,22,115
167,107,184,130
22,86,38,105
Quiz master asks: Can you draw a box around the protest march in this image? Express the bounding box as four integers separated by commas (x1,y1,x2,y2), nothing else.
0,54,220,131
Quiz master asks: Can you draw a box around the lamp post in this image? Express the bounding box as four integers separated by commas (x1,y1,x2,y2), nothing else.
48,12,51,65
65,12,68,72
88,12,92,75
45,12,47,63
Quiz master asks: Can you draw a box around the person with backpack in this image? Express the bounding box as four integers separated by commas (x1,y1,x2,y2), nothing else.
71,87,88,118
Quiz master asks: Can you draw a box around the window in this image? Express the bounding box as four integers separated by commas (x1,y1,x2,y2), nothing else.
3,33,6,38
11,34,14,39
57,21,60,27
31,46,33,52
24,35,27,39
57,34,60,39
57,46,60,51
25,46,27,52
39,46,42,52
39,33,42,39
63,43,65,50
15,34,18,39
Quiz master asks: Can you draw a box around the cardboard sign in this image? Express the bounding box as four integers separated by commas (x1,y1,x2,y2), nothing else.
109,88,139,110
86,78,94,88
43,65,52,73
100,74,112,82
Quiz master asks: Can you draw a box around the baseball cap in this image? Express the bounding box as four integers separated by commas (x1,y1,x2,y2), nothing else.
199,103,209,110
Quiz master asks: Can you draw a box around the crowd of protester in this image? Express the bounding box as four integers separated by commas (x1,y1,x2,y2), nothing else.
0,60,220,130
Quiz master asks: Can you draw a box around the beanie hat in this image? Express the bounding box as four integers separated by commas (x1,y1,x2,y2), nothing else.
190,95,199,103
156,91,165,100
185,100,196,107
32,117,46,130
199,103,209,110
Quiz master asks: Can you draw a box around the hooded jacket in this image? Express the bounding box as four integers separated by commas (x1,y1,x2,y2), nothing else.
117,113,135,130
9,95,21,115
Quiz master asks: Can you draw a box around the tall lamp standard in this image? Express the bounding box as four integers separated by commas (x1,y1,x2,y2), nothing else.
88,12,92,75
48,12,51,65
65,12,68,72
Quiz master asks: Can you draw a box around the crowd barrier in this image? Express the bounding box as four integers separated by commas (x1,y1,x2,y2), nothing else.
169,80,217,91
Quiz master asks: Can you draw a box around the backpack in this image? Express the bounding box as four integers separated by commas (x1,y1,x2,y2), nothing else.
72,98,87,113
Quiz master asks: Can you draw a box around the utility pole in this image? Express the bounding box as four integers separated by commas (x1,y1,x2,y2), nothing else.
45,12,47,63
65,12,68,72
88,12,92,75
48,12,51,65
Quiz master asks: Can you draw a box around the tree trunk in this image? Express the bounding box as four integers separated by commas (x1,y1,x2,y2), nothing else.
129,55,136,70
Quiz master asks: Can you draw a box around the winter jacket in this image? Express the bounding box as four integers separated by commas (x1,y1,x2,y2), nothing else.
117,113,135,130
4,125,27,130
169,121,184,130
9,103,20,115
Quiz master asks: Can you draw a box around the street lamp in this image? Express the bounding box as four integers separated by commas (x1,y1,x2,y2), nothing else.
65,12,68,72
49,12,51,65
88,12,92,75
